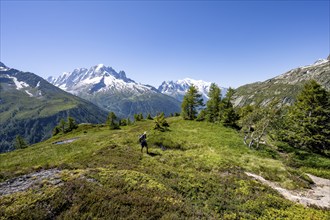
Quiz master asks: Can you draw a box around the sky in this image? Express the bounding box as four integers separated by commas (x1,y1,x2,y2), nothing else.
1,0,329,88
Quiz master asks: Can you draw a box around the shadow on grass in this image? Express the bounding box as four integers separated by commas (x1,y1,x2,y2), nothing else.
147,152,162,157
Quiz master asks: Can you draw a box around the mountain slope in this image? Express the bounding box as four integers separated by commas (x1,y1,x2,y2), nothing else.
0,62,108,152
233,57,330,107
0,118,329,218
158,78,227,102
48,64,181,118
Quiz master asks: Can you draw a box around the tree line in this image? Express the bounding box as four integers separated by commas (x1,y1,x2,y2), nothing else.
180,80,330,154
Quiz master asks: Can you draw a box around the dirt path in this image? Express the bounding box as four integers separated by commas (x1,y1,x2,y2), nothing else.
245,172,330,208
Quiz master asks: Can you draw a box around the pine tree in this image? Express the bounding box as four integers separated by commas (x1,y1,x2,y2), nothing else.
147,113,153,120
52,126,60,136
14,135,27,149
219,88,239,127
196,109,207,121
134,114,139,122
285,80,330,153
107,112,119,130
67,117,78,131
206,83,221,122
127,117,132,125
181,85,204,120
59,119,67,133
154,112,169,131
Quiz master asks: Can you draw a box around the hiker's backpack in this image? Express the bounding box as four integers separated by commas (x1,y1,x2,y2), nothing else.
139,135,144,143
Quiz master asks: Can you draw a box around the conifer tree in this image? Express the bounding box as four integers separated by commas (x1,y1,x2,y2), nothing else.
196,109,207,121
67,117,78,131
134,114,139,122
147,113,153,120
14,135,27,149
127,117,132,125
206,83,221,122
107,112,119,130
285,80,330,153
59,119,67,133
154,112,169,131
219,88,239,127
181,85,204,120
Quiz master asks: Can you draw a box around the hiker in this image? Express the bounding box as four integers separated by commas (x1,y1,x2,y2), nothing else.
139,131,148,154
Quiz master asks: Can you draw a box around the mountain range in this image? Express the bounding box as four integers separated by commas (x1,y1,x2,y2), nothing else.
0,62,107,152
158,78,227,102
47,64,181,118
233,56,330,107
1,56,328,152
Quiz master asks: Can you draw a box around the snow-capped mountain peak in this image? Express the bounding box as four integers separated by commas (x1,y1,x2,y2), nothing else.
158,78,227,102
47,64,155,95
47,64,181,118
0,62,10,71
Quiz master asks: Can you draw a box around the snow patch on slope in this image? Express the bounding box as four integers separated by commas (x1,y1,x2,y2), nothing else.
7,75,30,90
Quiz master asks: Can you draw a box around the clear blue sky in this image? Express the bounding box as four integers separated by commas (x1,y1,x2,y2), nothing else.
1,0,329,88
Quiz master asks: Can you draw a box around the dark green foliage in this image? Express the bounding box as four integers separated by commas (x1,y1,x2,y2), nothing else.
285,80,330,153
134,113,144,122
153,112,169,132
67,117,78,131
119,117,133,126
106,112,120,130
196,109,206,121
14,135,28,149
219,88,239,127
53,117,79,135
147,113,153,120
52,126,60,136
119,119,128,126
181,85,204,120
127,117,132,125
59,119,66,133
206,83,221,122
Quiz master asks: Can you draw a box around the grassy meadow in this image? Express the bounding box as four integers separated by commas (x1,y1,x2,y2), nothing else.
0,117,329,219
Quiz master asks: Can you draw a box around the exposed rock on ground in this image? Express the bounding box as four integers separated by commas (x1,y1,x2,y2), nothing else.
246,172,330,209
0,169,62,196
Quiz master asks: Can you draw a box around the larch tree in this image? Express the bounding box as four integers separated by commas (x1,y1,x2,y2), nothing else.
206,83,222,122
107,111,119,130
181,85,204,120
285,80,330,153
219,88,239,128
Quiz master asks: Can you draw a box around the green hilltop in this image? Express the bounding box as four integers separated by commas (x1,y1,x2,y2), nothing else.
1,118,329,219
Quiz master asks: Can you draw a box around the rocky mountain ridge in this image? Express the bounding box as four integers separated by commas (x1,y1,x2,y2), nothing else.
232,57,330,107
158,78,227,102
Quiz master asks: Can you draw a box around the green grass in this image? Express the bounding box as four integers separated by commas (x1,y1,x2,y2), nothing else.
0,118,329,219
